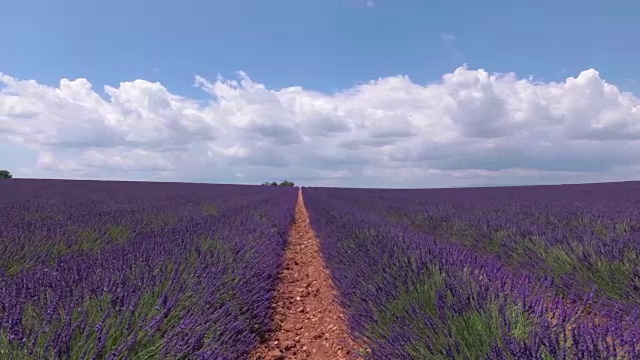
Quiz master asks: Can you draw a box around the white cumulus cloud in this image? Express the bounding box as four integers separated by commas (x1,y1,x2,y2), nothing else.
1,66,640,187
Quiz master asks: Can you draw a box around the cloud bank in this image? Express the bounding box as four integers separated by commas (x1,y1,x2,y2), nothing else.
1,67,639,188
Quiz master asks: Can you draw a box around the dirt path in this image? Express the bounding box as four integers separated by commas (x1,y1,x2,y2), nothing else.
250,189,363,360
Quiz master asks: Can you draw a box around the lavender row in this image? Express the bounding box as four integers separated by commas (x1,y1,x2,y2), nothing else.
0,179,284,276
303,185,640,359
0,179,297,359
311,183,640,308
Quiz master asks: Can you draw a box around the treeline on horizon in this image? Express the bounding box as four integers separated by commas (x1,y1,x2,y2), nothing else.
261,180,295,187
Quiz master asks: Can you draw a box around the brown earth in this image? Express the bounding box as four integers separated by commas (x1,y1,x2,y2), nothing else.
249,189,365,360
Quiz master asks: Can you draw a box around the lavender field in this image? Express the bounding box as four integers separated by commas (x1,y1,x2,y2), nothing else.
3,178,640,359
304,182,640,359
0,179,297,359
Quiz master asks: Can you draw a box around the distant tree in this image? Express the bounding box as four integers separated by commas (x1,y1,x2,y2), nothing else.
0,170,12,179
261,180,295,187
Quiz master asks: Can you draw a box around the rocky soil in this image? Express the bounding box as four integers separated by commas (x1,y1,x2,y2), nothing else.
250,189,364,360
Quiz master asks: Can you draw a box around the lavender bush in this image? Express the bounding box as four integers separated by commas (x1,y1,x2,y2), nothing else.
304,183,640,359
0,179,296,359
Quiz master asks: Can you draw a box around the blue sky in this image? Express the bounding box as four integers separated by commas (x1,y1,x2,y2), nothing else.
4,0,638,94
2,0,640,187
